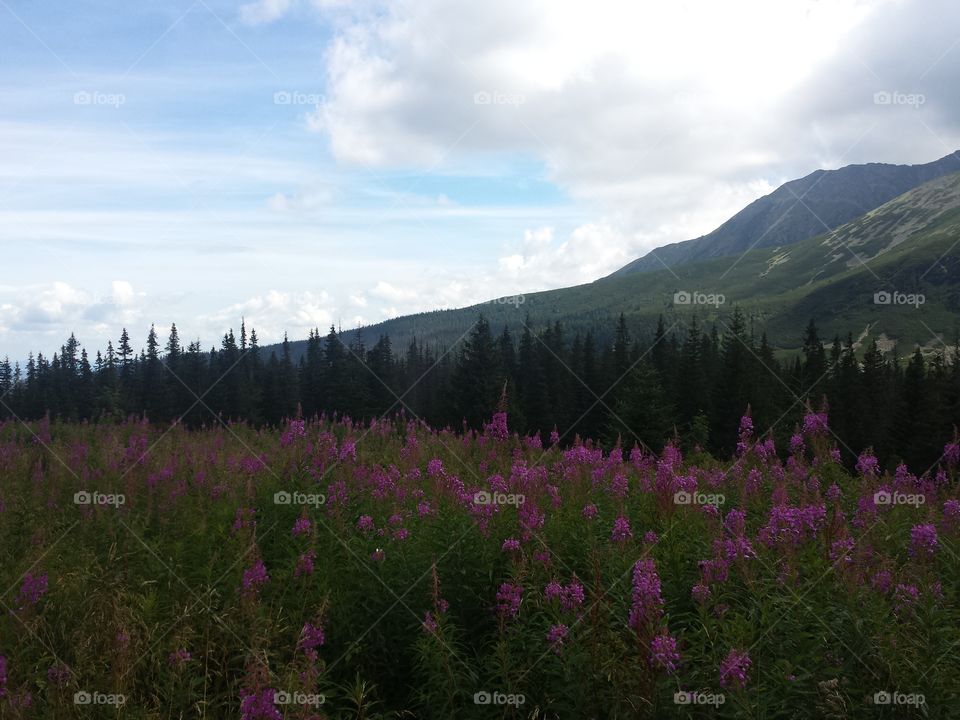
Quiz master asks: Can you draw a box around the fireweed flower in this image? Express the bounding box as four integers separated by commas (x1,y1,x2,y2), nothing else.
240,688,282,720
485,411,509,440
802,411,829,436
501,538,521,553
562,581,585,612
944,499,960,531
291,517,311,536
371,548,386,562
724,509,746,536
356,515,375,534
546,623,568,654
16,572,48,608
719,649,752,689
871,569,893,594
241,560,269,597
856,451,880,477
691,583,712,604
298,622,325,660
628,558,664,631
611,516,633,542
826,483,842,502
422,611,439,634
582,503,599,520
496,582,523,620
909,524,938,556
649,633,680,674
294,550,315,578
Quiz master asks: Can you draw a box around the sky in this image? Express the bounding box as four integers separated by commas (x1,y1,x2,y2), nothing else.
2,0,960,360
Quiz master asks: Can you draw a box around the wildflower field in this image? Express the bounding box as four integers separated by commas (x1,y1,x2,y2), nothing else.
1,411,958,719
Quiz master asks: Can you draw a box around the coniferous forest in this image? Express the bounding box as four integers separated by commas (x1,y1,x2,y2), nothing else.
3,310,956,474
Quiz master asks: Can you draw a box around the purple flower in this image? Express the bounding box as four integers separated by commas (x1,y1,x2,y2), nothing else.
909,524,938,557
501,538,521,552
291,517,311,536
16,572,48,608
643,531,659,545
546,623,569,654
544,580,564,603
356,515,375,534
294,549,315,578
871,569,893,594
371,548,386,562
826,483,842,502
582,503,598,520
240,688,282,720
719,648,752,689
856,451,880,477
422,611,439,634
802,412,828,436
562,581,585,612
691,583,712,604
611,515,633,543
241,560,269,596
496,582,523,620
628,558,663,631
649,633,680,674
485,411,509,440
724,509,746,537
298,622,325,652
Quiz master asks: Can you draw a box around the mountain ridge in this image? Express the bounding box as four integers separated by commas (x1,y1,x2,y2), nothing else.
610,150,960,276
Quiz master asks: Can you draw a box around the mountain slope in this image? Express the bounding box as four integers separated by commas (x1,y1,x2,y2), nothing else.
610,150,960,277
269,170,960,363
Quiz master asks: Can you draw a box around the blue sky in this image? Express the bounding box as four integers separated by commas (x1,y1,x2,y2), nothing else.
2,0,959,360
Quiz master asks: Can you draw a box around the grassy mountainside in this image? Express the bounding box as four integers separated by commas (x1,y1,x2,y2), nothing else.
610,150,960,277
274,172,960,361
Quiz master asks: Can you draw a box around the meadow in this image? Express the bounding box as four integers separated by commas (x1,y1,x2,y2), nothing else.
0,410,957,718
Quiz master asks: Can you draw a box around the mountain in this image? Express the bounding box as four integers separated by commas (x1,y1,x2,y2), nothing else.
272,168,960,362
610,150,960,277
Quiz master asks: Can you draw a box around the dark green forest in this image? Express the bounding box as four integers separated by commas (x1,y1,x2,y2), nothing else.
1,311,957,474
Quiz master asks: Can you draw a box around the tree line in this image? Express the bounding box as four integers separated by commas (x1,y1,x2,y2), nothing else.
0,311,957,472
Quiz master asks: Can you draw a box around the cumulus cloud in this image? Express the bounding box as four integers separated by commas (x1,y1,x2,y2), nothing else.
307,0,960,257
